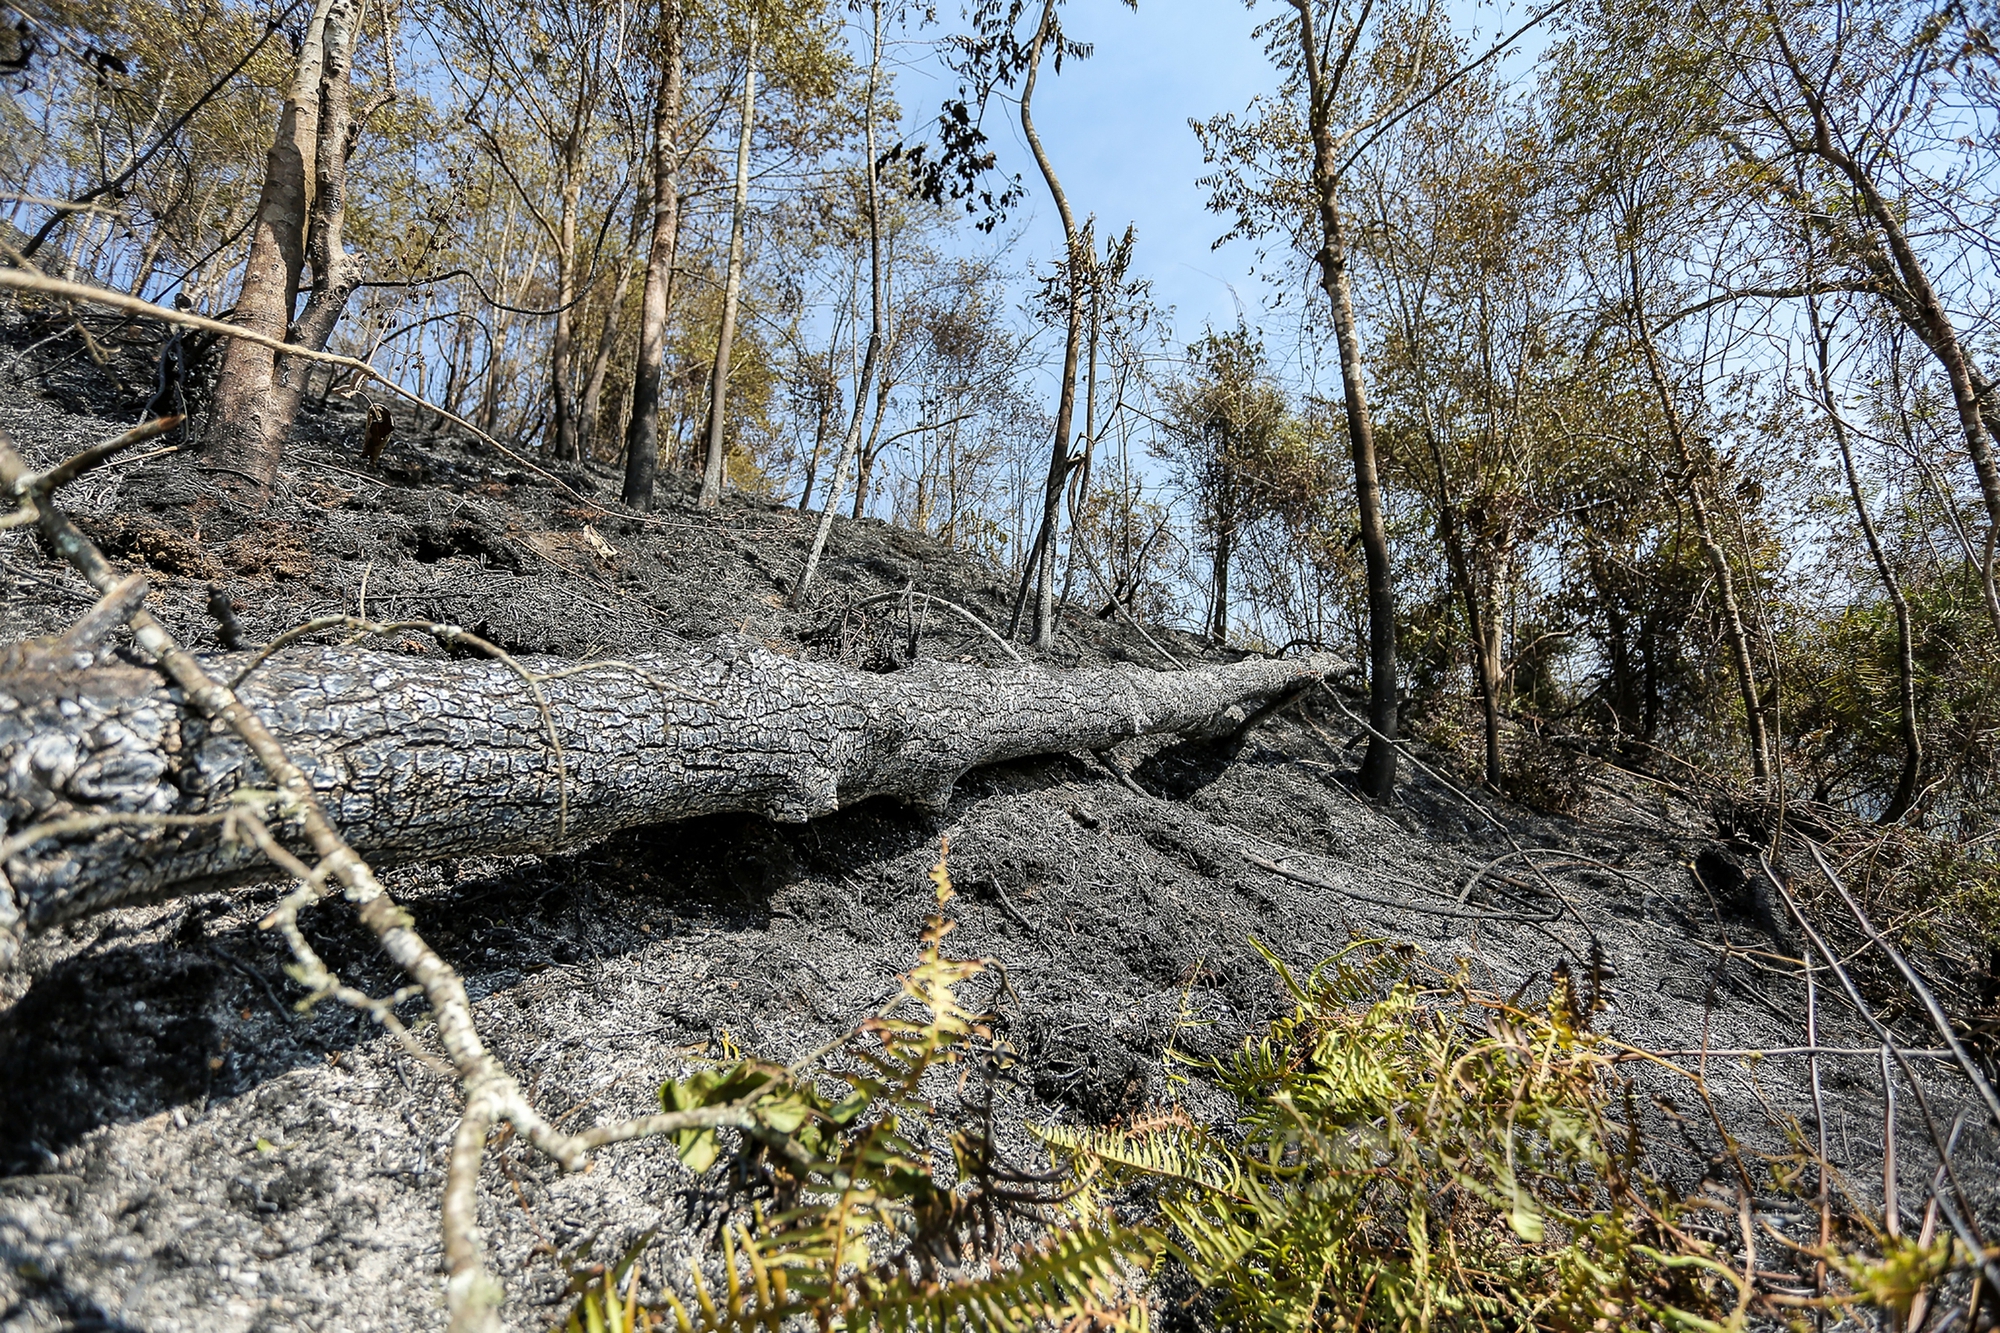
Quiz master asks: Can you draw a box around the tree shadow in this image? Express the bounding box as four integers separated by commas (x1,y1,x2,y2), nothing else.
0,749,1151,1172
0,796,946,1172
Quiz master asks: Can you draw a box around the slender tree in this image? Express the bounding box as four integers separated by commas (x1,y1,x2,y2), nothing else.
700,13,760,508
1624,236,1771,783
1286,0,1415,797
206,0,354,504
793,0,886,601
1008,0,1085,648
623,0,687,511
1806,292,1921,822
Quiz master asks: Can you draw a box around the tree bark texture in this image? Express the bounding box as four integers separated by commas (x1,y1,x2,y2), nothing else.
622,10,685,512
207,0,342,500
0,645,1341,959
266,0,365,436
1294,0,1398,800
547,116,586,464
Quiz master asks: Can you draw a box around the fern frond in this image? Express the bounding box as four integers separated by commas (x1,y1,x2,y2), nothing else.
1030,1122,1249,1200
848,1224,1153,1333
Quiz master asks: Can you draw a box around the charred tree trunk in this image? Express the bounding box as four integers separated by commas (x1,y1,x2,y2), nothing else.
851,375,892,520
547,125,586,464
0,646,1341,956
266,0,368,440
1209,442,1235,645
206,0,345,504
1293,0,1398,800
1012,0,1084,651
622,9,685,512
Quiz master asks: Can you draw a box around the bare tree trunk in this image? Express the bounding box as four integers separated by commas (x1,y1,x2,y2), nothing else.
1062,271,1102,609
444,313,476,416
0,642,1343,953
1292,0,1397,799
1208,426,1234,645
1419,424,1501,787
850,372,892,519
1628,249,1771,784
547,123,585,464
1209,514,1235,644
578,213,642,462
623,7,684,512
1473,551,1509,786
1010,0,1084,650
793,1,883,603
796,365,836,511
699,23,758,509
206,0,341,504
267,0,367,433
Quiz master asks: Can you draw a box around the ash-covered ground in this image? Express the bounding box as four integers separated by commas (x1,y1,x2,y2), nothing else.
1,313,1993,1331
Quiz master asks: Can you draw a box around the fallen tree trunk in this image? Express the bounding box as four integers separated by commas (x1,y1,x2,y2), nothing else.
1,642,1341,957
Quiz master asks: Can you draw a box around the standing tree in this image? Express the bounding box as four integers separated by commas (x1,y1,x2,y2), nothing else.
1158,327,1293,644
1715,0,2000,633
1195,0,1440,796
206,0,367,504
698,9,760,507
793,0,888,600
942,0,1122,648
621,0,686,510
454,0,639,464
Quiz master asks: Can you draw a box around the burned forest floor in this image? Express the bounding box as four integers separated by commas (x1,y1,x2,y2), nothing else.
1,312,1996,1332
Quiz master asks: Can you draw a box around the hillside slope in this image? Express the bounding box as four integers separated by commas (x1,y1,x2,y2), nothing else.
1,318,1991,1331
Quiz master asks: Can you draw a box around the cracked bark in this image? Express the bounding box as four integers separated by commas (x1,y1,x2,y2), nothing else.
0,644,1341,956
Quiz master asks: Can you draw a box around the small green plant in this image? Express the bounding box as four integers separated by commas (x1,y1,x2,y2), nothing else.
560,861,1963,1333
561,1234,651,1333
1037,940,1749,1332
557,847,1150,1332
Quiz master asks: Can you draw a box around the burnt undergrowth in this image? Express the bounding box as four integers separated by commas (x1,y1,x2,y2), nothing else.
1,310,1996,1330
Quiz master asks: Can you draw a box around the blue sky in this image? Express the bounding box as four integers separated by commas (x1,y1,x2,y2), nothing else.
892,0,1282,359
986,0,1282,345
882,0,1556,387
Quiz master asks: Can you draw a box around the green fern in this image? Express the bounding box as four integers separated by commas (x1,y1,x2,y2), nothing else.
559,872,1938,1333
1034,941,1716,1331
559,845,1152,1333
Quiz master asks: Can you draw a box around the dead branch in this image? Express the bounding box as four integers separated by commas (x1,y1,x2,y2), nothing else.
854,588,1025,664
2,626,1344,936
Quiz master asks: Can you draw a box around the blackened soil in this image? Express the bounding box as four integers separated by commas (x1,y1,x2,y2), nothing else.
2,310,1995,1331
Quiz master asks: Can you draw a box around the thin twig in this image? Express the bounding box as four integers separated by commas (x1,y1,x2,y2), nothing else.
1073,540,1184,669
1242,851,1563,923
15,415,184,494
1625,1046,1956,1060
1315,683,1598,948
1808,841,2000,1134
1457,847,1653,905
854,589,1025,664
0,267,590,508
1757,854,2000,1299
